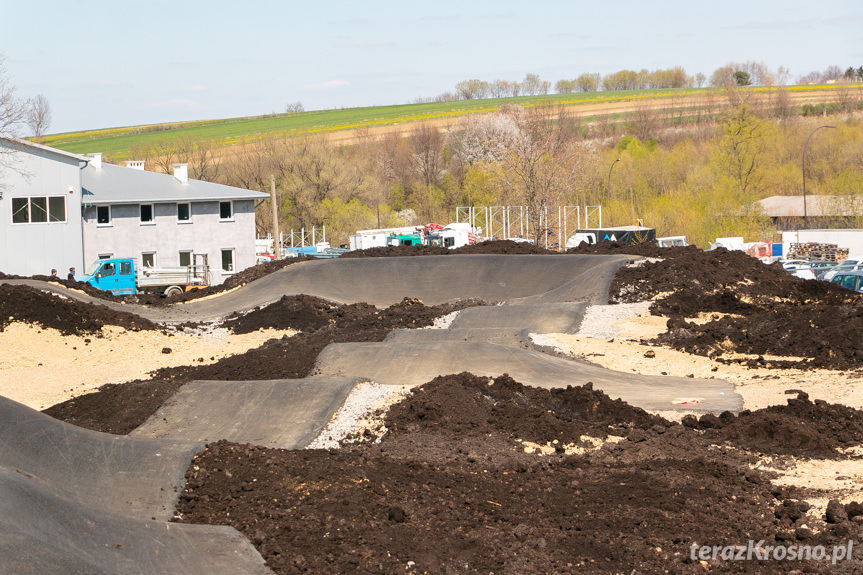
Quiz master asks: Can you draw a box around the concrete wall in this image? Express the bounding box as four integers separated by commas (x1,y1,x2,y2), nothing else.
82,199,258,285
0,146,84,277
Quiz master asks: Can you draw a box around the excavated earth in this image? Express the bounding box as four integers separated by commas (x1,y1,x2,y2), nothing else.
6,240,863,573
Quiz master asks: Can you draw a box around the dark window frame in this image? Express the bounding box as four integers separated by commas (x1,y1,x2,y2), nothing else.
140,203,154,224
10,195,67,224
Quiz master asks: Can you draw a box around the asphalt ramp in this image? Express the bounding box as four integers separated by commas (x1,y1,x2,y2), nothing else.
223,253,633,309
130,378,360,448
0,395,272,575
448,302,590,333
0,395,202,520
313,340,742,413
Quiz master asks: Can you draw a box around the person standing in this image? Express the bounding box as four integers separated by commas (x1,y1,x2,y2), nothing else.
50,269,58,277
67,267,76,281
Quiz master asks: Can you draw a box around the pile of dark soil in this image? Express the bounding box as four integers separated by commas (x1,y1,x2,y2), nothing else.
44,297,484,434
567,240,684,259
604,247,863,370
175,375,863,574
0,283,156,335
685,391,863,455
340,239,559,258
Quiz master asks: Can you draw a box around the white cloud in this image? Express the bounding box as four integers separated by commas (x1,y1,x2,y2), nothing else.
302,79,349,91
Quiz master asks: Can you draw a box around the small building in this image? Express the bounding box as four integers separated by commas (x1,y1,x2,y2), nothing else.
756,195,863,231
0,138,268,283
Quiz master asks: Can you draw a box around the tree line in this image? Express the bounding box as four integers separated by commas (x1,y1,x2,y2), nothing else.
123,83,863,248
421,63,860,105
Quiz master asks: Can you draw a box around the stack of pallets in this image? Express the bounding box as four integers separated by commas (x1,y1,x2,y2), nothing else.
787,242,849,263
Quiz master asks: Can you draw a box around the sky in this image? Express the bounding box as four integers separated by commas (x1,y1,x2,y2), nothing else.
2,0,861,134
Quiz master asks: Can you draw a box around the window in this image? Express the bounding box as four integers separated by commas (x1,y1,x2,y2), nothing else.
219,201,233,220
142,253,155,267
95,262,115,278
177,202,190,222
10,196,67,224
30,197,47,222
221,249,234,272
49,197,65,222
444,236,455,248
97,253,113,260
140,204,154,223
97,206,111,225
179,251,192,267
119,261,132,276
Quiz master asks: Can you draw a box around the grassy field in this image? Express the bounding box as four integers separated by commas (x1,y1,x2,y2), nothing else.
40,85,845,160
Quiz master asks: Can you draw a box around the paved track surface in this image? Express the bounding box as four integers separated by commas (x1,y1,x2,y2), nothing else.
314,341,741,413
131,378,360,448
3,254,633,322
0,397,273,575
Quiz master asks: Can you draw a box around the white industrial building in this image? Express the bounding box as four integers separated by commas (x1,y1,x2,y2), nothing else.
0,138,268,283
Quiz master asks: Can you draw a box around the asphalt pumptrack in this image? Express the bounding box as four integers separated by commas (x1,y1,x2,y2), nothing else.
0,254,741,574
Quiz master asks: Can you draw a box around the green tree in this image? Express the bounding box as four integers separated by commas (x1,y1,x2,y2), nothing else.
733,71,751,86
715,105,773,195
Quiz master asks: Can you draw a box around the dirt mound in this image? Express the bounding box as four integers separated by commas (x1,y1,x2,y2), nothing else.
685,391,863,455
568,241,692,259
456,239,558,255
0,283,156,335
384,373,667,446
223,294,345,334
174,374,860,575
600,247,863,370
341,239,558,258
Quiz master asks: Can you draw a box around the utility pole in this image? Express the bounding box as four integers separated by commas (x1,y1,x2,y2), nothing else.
271,175,279,256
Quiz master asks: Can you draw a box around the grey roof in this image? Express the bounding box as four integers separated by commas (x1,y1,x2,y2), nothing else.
0,137,89,163
81,162,269,205
757,195,863,217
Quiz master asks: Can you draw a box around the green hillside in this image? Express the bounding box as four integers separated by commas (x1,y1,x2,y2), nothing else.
41,89,705,160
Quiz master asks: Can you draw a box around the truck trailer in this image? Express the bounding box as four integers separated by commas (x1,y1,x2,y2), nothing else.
79,256,210,296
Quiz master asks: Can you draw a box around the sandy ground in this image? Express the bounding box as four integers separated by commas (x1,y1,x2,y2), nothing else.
0,322,296,410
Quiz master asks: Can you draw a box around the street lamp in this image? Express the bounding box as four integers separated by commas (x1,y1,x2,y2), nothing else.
607,158,621,195
802,125,835,228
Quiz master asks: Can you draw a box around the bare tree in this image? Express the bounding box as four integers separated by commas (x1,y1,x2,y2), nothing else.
408,123,444,188
521,73,543,96
490,105,584,240
455,79,490,100
0,53,28,191
25,94,51,142
575,73,600,93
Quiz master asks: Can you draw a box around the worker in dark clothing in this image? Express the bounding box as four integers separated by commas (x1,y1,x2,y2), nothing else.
67,267,76,281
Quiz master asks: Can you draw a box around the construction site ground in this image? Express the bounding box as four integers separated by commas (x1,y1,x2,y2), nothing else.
3,242,863,574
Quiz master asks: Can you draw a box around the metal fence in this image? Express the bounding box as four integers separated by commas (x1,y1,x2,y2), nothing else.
454,206,602,251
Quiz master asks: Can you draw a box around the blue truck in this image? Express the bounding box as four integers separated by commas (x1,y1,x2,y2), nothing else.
79,257,210,296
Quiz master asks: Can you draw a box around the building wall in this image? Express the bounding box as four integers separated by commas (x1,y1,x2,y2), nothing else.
0,146,84,276
82,199,259,285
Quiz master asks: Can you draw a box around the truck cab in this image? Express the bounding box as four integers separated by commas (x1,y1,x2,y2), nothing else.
82,258,137,295
387,233,423,247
